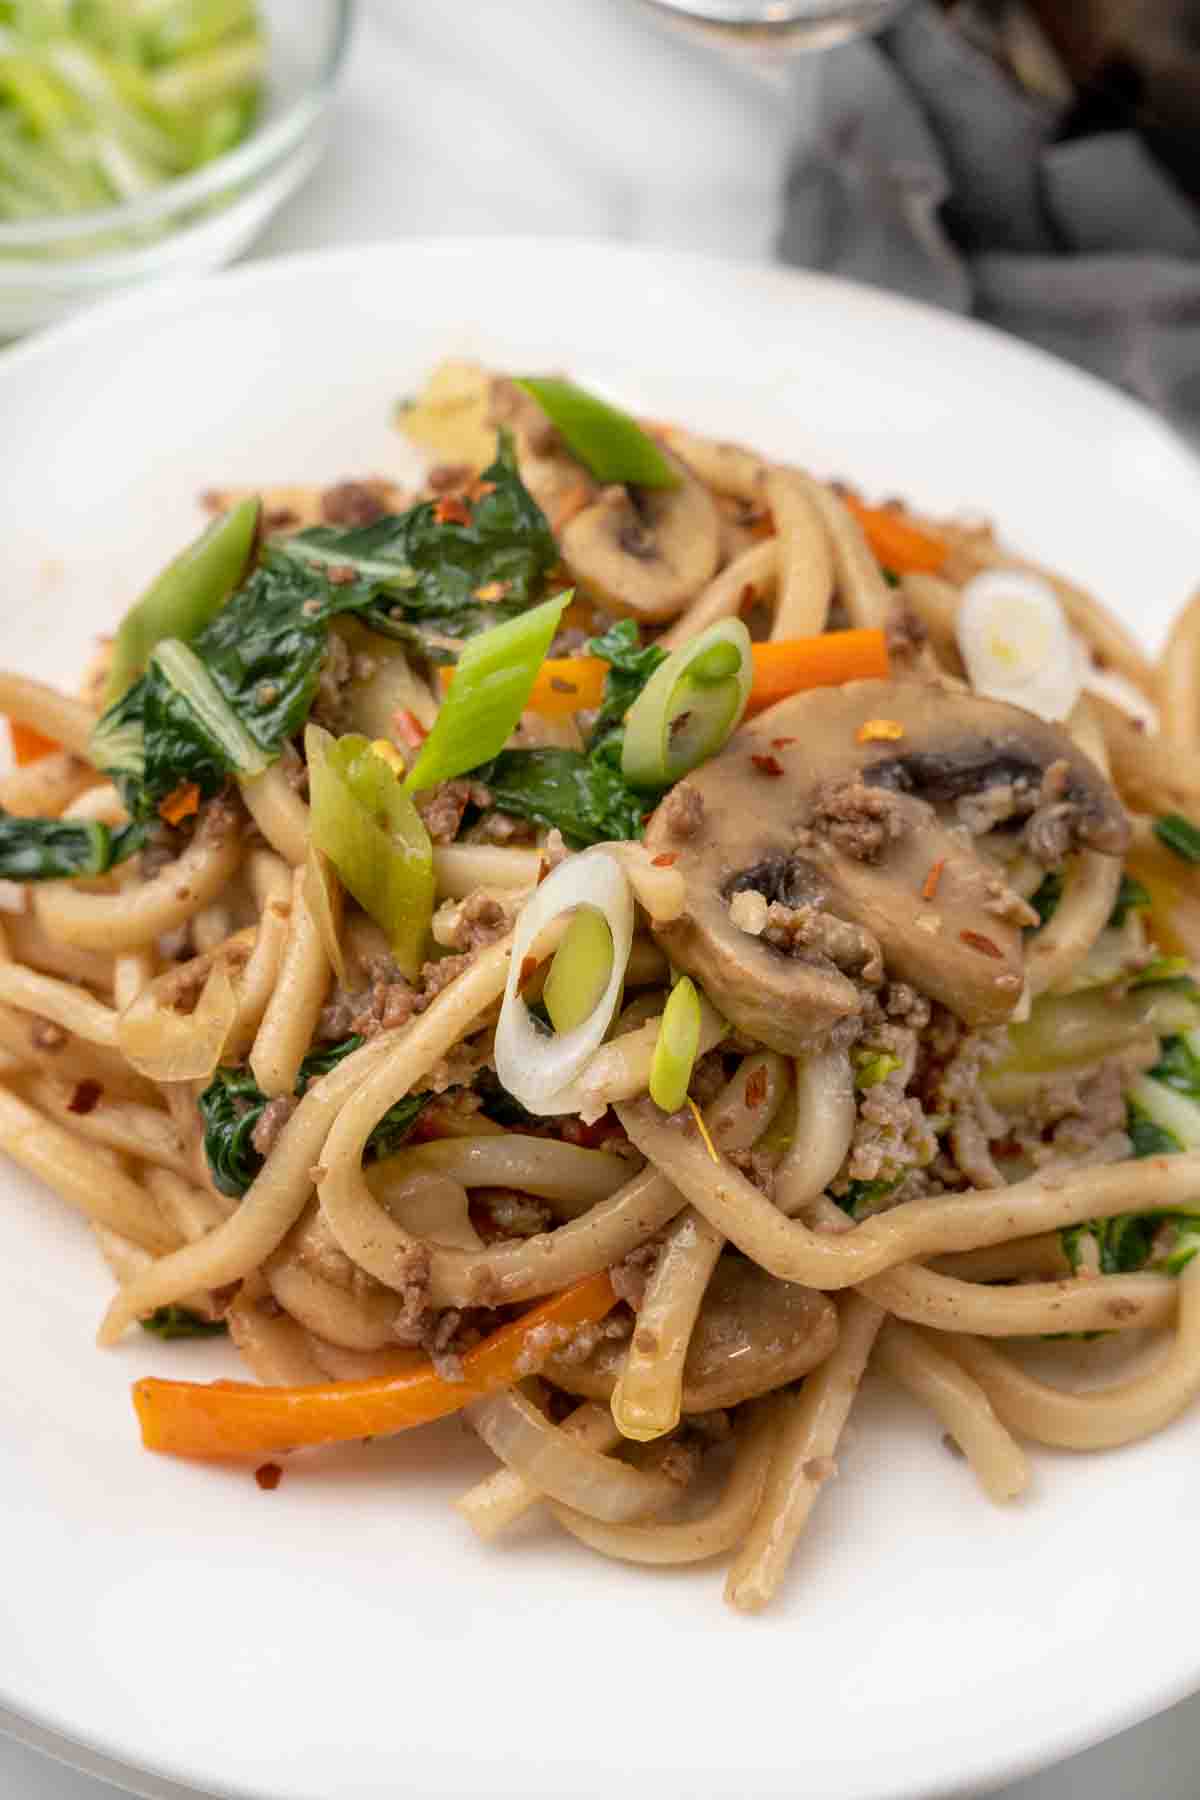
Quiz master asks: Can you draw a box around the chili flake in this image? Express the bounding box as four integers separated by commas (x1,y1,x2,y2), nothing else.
255,1463,283,1491
68,1079,102,1116
922,858,945,901
651,853,677,868
744,1066,768,1108
751,753,784,777
393,709,427,749
434,495,472,527
158,782,201,826
960,929,1003,959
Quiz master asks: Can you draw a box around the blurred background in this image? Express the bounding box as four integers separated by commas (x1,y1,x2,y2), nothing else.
5,0,1198,429
253,0,1200,438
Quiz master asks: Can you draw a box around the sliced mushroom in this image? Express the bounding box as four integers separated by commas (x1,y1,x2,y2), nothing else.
558,451,721,623
546,1256,838,1413
644,678,1128,1049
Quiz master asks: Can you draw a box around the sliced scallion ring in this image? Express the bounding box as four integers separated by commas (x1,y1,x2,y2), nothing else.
956,570,1083,722
621,618,752,789
649,976,702,1113
543,907,614,1036
494,850,634,1115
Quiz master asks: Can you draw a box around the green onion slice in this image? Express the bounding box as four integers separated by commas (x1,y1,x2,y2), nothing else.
649,976,701,1113
621,618,753,789
0,3,265,227
494,849,634,1115
543,907,614,1036
105,497,259,706
307,724,434,980
404,591,571,794
515,377,680,490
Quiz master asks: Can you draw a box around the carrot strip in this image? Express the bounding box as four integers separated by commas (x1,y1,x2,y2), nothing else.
157,781,201,825
523,656,609,719
745,630,889,716
8,720,60,766
522,630,889,726
841,496,948,575
132,1271,617,1461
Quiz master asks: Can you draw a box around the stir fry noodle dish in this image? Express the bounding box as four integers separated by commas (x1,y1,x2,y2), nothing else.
6,362,1200,1613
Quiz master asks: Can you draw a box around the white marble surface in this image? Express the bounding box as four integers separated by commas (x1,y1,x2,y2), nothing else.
4,2,1198,1795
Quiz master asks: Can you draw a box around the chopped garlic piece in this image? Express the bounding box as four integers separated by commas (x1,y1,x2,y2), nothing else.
729,889,768,937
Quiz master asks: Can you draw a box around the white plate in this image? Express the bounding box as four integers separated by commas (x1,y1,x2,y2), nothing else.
2,242,1199,1800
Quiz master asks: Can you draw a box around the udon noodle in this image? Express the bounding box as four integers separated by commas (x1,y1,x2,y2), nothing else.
4,360,1200,1614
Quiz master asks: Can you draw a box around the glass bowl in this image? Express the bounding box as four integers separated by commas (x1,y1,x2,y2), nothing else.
0,0,355,339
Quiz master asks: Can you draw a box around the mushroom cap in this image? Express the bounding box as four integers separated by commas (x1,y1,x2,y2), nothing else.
559,450,721,622
644,678,1129,1050
546,1256,839,1413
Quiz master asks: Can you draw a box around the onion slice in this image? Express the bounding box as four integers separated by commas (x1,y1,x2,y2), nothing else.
494,849,634,1114
956,570,1084,722
303,843,347,987
464,1387,679,1523
117,936,247,1081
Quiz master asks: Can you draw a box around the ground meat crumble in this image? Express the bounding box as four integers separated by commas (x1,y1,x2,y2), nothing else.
415,779,493,845
810,776,908,862
761,899,884,985
318,951,478,1042
250,1095,296,1158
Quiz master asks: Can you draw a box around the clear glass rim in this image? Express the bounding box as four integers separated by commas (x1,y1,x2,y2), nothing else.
0,0,356,252
640,0,902,24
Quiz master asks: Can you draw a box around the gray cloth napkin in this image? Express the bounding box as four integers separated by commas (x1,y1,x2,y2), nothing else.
777,5,1200,439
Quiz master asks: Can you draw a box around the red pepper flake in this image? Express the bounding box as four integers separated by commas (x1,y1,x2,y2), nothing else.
751,753,784,777
960,929,1003,959
255,1462,283,1491
327,563,358,586
536,859,550,886
651,852,677,867
922,858,945,901
744,1066,768,1108
434,496,472,527
393,709,427,749
560,1112,615,1149
67,1078,102,1116
770,737,796,750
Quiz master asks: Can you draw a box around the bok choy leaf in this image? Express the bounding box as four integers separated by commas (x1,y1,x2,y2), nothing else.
0,812,144,880
198,1042,431,1199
